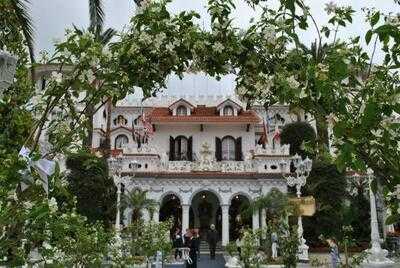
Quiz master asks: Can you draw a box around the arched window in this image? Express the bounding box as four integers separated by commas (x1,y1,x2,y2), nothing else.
115,134,129,149
221,136,236,160
176,105,187,116
174,136,188,160
223,105,234,116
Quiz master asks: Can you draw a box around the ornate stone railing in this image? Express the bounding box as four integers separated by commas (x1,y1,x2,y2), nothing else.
114,143,292,174
254,144,290,156
121,144,159,155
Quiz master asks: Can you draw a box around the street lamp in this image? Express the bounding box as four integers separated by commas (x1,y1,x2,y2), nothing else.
108,154,124,232
284,153,313,262
0,50,17,97
362,169,394,268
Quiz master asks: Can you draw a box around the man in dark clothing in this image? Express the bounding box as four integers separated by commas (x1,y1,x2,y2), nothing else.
207,224,218,260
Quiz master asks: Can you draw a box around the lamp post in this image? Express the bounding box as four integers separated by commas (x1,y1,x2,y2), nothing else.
108,154,124,233
362,169,394,268
0,50,17,97
284,153,313,262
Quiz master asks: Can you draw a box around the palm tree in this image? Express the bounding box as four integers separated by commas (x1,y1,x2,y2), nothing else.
246,188,292,227
80,0,117,148
87,0,116,45
0,0,35,71
122,189,157,223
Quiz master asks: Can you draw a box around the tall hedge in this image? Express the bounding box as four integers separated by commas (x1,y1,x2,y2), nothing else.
302,161,347,245
66,151,116,228
280,121,316,158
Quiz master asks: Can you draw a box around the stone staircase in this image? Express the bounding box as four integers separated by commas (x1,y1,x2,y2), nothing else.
199,240,223,253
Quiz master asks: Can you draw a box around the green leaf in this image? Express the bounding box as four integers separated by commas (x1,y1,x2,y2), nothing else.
370,12,380,27
365,30,373,44
386,214,400,225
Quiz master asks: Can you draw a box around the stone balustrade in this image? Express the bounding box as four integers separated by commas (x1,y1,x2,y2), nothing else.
114,144,291,174
254,144,290,156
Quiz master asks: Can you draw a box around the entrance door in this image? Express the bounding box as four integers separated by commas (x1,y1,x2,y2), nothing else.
190,191,221,241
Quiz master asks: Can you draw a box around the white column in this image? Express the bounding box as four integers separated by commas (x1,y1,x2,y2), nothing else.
221,204,230,246
152,205,160,223
115,181,121,232
261,209,267,239
142,209,150,222
252,209,259,231
182,204,190,232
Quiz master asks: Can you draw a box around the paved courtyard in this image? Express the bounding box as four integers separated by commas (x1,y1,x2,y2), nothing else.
166,254,226,268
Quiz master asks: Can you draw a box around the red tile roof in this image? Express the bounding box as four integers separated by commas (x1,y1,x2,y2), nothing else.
149,106,261,124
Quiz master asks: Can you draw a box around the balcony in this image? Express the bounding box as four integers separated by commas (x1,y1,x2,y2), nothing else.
254,144,290,156
111,143,291,175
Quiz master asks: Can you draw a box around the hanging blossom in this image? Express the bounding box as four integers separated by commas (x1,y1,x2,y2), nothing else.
324,1,338,15
51,71,63,84
286,75,300,89
213,42,225,53
326,113,338,125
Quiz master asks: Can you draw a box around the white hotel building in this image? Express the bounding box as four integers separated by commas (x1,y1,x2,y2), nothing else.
91,92,305,246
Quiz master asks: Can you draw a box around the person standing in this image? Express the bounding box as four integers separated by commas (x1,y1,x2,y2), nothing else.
173,227,184,261
271,231,278,260
192,229,201,262
183,229,192,248
327,238,340,268
207,224,218,260
184,230,198,268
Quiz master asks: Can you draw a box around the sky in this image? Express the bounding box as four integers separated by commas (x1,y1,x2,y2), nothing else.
30,0,400,96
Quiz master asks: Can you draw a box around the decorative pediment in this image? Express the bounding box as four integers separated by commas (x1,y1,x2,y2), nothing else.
168,98,195,116
216,99,243,116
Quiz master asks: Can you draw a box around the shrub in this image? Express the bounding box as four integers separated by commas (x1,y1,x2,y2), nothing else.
65,151,116,228
280,121,316,158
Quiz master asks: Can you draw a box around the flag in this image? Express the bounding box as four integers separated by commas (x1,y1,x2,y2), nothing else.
273,124,280,142
258,118,269,145
141,112,154,137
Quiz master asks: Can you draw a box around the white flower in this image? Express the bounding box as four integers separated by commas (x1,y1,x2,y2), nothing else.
394,185,400,199
324,1,338,15
387,14,400,25
48,197,58,213
51,71,63,84
287,75,300,89
35,179,42,186
139,32,152,44
43,241,52,250
299,88,307,99
397,207,400,215
263,26,276,44
371,129,383,138
86,69,96,84
23,201,33,210
326,113,337,125
173,39,181,47
166,43,175,52
213,42,224,53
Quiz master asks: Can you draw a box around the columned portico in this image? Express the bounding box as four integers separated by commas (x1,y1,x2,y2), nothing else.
182,204,190,232
121,176,288,246
221,205,230,246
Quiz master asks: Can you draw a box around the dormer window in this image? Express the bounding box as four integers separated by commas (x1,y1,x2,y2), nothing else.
176,105,188,116
223,105,234,116
217,99,242,116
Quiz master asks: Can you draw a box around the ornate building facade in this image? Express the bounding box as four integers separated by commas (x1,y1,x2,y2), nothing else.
92,94,303,246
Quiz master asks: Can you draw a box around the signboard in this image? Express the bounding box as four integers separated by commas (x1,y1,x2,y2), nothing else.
289,196,316,216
